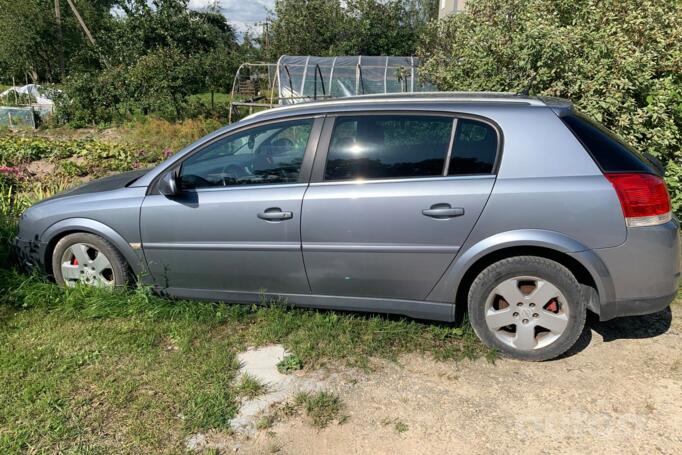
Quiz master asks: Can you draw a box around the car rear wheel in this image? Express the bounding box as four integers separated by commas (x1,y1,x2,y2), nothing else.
52,233,129,288
467,256,586,361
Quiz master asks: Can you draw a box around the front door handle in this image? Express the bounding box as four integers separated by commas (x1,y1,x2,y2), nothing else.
258,208,293,221
422,204,465,219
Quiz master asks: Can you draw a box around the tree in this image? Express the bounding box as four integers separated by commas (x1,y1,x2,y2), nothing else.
265,0,433,59
266,0,346,59
103,0,237,66
419,0,682,215
341,0,427,56
0,0,116,83
55,0,242,123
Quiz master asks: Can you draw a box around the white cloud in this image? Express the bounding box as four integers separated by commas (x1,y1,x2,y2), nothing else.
188,0,276,34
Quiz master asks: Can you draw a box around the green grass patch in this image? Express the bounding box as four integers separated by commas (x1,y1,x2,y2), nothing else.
235,373,269,400
294,391,346,429
277,354,303,374
189,92,232,106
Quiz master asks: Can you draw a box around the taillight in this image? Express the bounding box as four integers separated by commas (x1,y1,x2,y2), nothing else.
605,173,672,227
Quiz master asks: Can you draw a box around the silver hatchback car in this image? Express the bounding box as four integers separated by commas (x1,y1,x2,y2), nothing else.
15,93,680,360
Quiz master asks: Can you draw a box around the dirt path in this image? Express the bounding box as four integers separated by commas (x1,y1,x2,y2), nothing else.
235,302,682,455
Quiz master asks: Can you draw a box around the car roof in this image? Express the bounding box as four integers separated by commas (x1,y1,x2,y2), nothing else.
243,92,573,122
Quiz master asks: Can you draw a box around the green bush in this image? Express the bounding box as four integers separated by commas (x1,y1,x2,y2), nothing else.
419,0,682,216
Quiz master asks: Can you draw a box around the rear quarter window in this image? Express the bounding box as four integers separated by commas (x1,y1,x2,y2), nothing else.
448,119,498,175
561,113,658,174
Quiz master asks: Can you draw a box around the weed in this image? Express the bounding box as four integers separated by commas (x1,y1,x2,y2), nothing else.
381,417,408,433
256,414,276,430
236,373,269,400
277,354,303,374
294,391,346,429
395,421,409,433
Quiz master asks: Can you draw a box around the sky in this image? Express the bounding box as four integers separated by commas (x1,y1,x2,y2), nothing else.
187,0,276,34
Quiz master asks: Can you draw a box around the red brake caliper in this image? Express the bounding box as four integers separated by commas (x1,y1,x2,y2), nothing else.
546,298,559,313
72,256,79,266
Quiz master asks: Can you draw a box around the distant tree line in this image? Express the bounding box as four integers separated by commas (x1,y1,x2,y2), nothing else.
0,0,437,124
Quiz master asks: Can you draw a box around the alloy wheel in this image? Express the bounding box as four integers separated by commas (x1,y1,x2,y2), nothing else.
59,242,115,288
484,276,569,351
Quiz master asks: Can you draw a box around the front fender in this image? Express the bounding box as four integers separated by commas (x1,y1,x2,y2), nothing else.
427,229,615,305
40,218,146,276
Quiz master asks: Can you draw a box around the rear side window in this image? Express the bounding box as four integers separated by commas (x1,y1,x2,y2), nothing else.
324,115,453,181
561,113,657,174
448,119,498,175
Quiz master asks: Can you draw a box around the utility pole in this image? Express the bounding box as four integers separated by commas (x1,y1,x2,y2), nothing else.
54,0,65,78
65,0,96,46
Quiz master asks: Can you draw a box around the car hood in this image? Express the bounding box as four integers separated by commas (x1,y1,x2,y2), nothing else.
48,168,151,201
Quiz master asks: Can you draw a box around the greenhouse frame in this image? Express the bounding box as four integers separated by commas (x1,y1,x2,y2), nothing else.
228,55,437,121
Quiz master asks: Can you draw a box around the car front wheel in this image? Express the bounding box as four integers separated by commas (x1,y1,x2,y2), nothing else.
52,233,129,288
467,256,587,361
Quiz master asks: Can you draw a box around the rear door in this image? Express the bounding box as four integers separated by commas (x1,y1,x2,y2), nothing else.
301,113,499,300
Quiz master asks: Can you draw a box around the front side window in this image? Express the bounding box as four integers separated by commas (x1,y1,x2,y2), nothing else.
324,115,454,181
179,119,314,189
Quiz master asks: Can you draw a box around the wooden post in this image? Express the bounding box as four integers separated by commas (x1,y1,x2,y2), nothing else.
55,0,65,78
12,76,17,106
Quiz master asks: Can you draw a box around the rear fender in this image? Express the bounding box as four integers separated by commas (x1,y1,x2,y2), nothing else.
427,229,615,305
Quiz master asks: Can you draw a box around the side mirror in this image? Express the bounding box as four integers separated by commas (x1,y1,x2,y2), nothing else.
158,170,179,196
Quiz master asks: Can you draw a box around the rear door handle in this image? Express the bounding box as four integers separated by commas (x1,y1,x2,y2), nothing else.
422,205,465,219
258,208,293,221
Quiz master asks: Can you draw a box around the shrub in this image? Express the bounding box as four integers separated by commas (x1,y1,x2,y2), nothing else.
419,0,682,216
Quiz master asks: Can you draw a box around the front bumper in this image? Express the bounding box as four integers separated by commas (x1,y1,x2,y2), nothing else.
14,236,46,273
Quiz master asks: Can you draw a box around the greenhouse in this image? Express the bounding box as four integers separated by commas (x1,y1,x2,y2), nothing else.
229,55,437,121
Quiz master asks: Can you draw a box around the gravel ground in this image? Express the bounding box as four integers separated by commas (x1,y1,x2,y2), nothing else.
235,301,682,455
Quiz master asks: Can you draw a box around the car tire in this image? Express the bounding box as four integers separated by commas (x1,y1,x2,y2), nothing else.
467,256,586,361
52,232,130,288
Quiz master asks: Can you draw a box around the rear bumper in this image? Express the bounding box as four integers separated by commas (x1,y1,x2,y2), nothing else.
598,292,677,321
581,218,680,321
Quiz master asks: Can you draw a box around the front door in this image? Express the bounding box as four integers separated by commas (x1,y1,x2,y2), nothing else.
140,117,321,294
302,113,499,300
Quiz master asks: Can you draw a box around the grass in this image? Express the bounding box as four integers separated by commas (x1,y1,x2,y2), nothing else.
189,92,232,106
236,373,269,400
0,261,486,453
293,391,346,429
277,354,303,374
